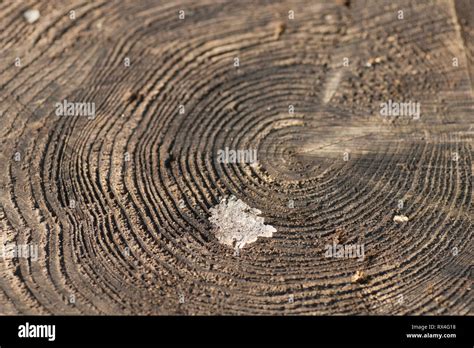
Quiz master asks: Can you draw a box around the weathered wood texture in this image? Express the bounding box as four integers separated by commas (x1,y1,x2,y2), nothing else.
0,0,472,315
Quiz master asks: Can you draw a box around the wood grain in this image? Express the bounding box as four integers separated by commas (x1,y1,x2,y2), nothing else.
0,0,472,315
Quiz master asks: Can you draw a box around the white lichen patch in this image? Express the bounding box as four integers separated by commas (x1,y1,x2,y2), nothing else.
24,9,40,24
209,195,276,250
393,215,409,223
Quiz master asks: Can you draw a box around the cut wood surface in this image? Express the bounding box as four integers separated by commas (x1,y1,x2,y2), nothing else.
0,0,472,315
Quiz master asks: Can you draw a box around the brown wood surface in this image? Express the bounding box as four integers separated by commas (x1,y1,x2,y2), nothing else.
0,0,472,315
